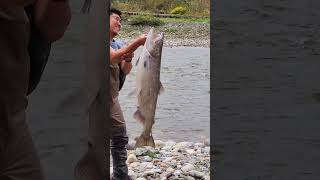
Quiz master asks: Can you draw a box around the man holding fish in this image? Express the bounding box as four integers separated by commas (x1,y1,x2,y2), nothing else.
109,7,146,180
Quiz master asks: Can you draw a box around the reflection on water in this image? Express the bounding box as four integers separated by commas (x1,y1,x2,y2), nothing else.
119,47,210,142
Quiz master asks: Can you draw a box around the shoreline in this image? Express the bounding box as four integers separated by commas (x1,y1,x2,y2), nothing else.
111,140,211,180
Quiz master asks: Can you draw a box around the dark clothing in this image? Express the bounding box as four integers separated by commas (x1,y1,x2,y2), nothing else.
0,8,44,180
110,39,130,179
110,39,126,127
110,127,129,180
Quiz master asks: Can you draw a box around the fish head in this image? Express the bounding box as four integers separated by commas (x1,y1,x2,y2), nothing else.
145,28,164,59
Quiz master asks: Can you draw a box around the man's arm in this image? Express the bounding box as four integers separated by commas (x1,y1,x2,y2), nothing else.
0,0,35,8
110,34,146,64
119,52,133,75
33,0,71,42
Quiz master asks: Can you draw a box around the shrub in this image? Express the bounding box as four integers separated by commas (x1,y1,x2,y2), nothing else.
170,6,187,15
129,15,164,26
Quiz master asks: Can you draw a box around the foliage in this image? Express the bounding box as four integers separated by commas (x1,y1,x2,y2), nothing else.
112,0,210,17
129,15,164,26
170,6,187,15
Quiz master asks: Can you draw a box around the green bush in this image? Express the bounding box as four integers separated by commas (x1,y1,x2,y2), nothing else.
170,6,187,15
129,15,164,26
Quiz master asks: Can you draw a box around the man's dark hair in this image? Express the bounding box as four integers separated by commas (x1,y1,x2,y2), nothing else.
110,7,122,17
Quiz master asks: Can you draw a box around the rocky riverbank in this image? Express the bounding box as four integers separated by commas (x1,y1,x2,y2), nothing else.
111,140,210,180
117,22,210,48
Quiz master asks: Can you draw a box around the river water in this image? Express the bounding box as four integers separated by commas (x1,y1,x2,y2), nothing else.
119,47,210,142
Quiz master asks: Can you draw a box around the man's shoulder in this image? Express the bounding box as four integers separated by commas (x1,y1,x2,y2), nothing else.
111,39,125,50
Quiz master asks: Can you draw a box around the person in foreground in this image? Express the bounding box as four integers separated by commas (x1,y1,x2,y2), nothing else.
109,7,146,180
0,0,71,179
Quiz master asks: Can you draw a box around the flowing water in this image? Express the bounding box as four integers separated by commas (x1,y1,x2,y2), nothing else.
119,47,210,142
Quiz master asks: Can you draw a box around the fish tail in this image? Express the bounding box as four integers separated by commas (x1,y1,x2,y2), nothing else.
133,107,145,124
135,134,155,148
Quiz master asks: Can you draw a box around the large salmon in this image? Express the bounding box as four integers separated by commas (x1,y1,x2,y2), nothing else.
133,28,164,148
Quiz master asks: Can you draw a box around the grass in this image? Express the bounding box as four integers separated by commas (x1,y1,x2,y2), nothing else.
160,17,210,23
128,15,164,26
112,0,210,17
121,14,210,25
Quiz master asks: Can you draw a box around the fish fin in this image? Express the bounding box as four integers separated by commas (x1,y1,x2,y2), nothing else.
135,134,155,148
159,81,165,95
146,60,151,70
133,108,145,124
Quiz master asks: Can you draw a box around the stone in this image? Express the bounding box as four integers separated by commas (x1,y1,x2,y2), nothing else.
142,170,155,177
163,157,173,163
129,162,140,168
155,140,166,148
127,153,138,163
136,178,147,180
165,140,176,147
189,170,205,179
135,147,148,156
194,142,205,148
173,170,182,176
166,167,175,174
202,146,210,154
203,139,210,146
186,149,196,155
128,170,137,179
160,163,168,168
143,156,153,162
185,176,196,180
181,164,195,173
174,142,193,149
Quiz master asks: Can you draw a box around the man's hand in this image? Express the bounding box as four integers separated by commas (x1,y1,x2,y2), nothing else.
137,34,147,46
121,52,134,63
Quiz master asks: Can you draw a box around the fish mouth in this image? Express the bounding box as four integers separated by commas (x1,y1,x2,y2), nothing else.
145,28,164,47
154,32,164,44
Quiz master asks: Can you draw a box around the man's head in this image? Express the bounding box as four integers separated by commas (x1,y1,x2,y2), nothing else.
109,7,122,38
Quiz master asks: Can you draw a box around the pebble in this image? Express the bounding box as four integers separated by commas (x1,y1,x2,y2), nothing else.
143,156,153,162
110,140,210,179
189,170,205,178
127,154,138,163
173,170,182,176
119,22,210,48
181,164,195,173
